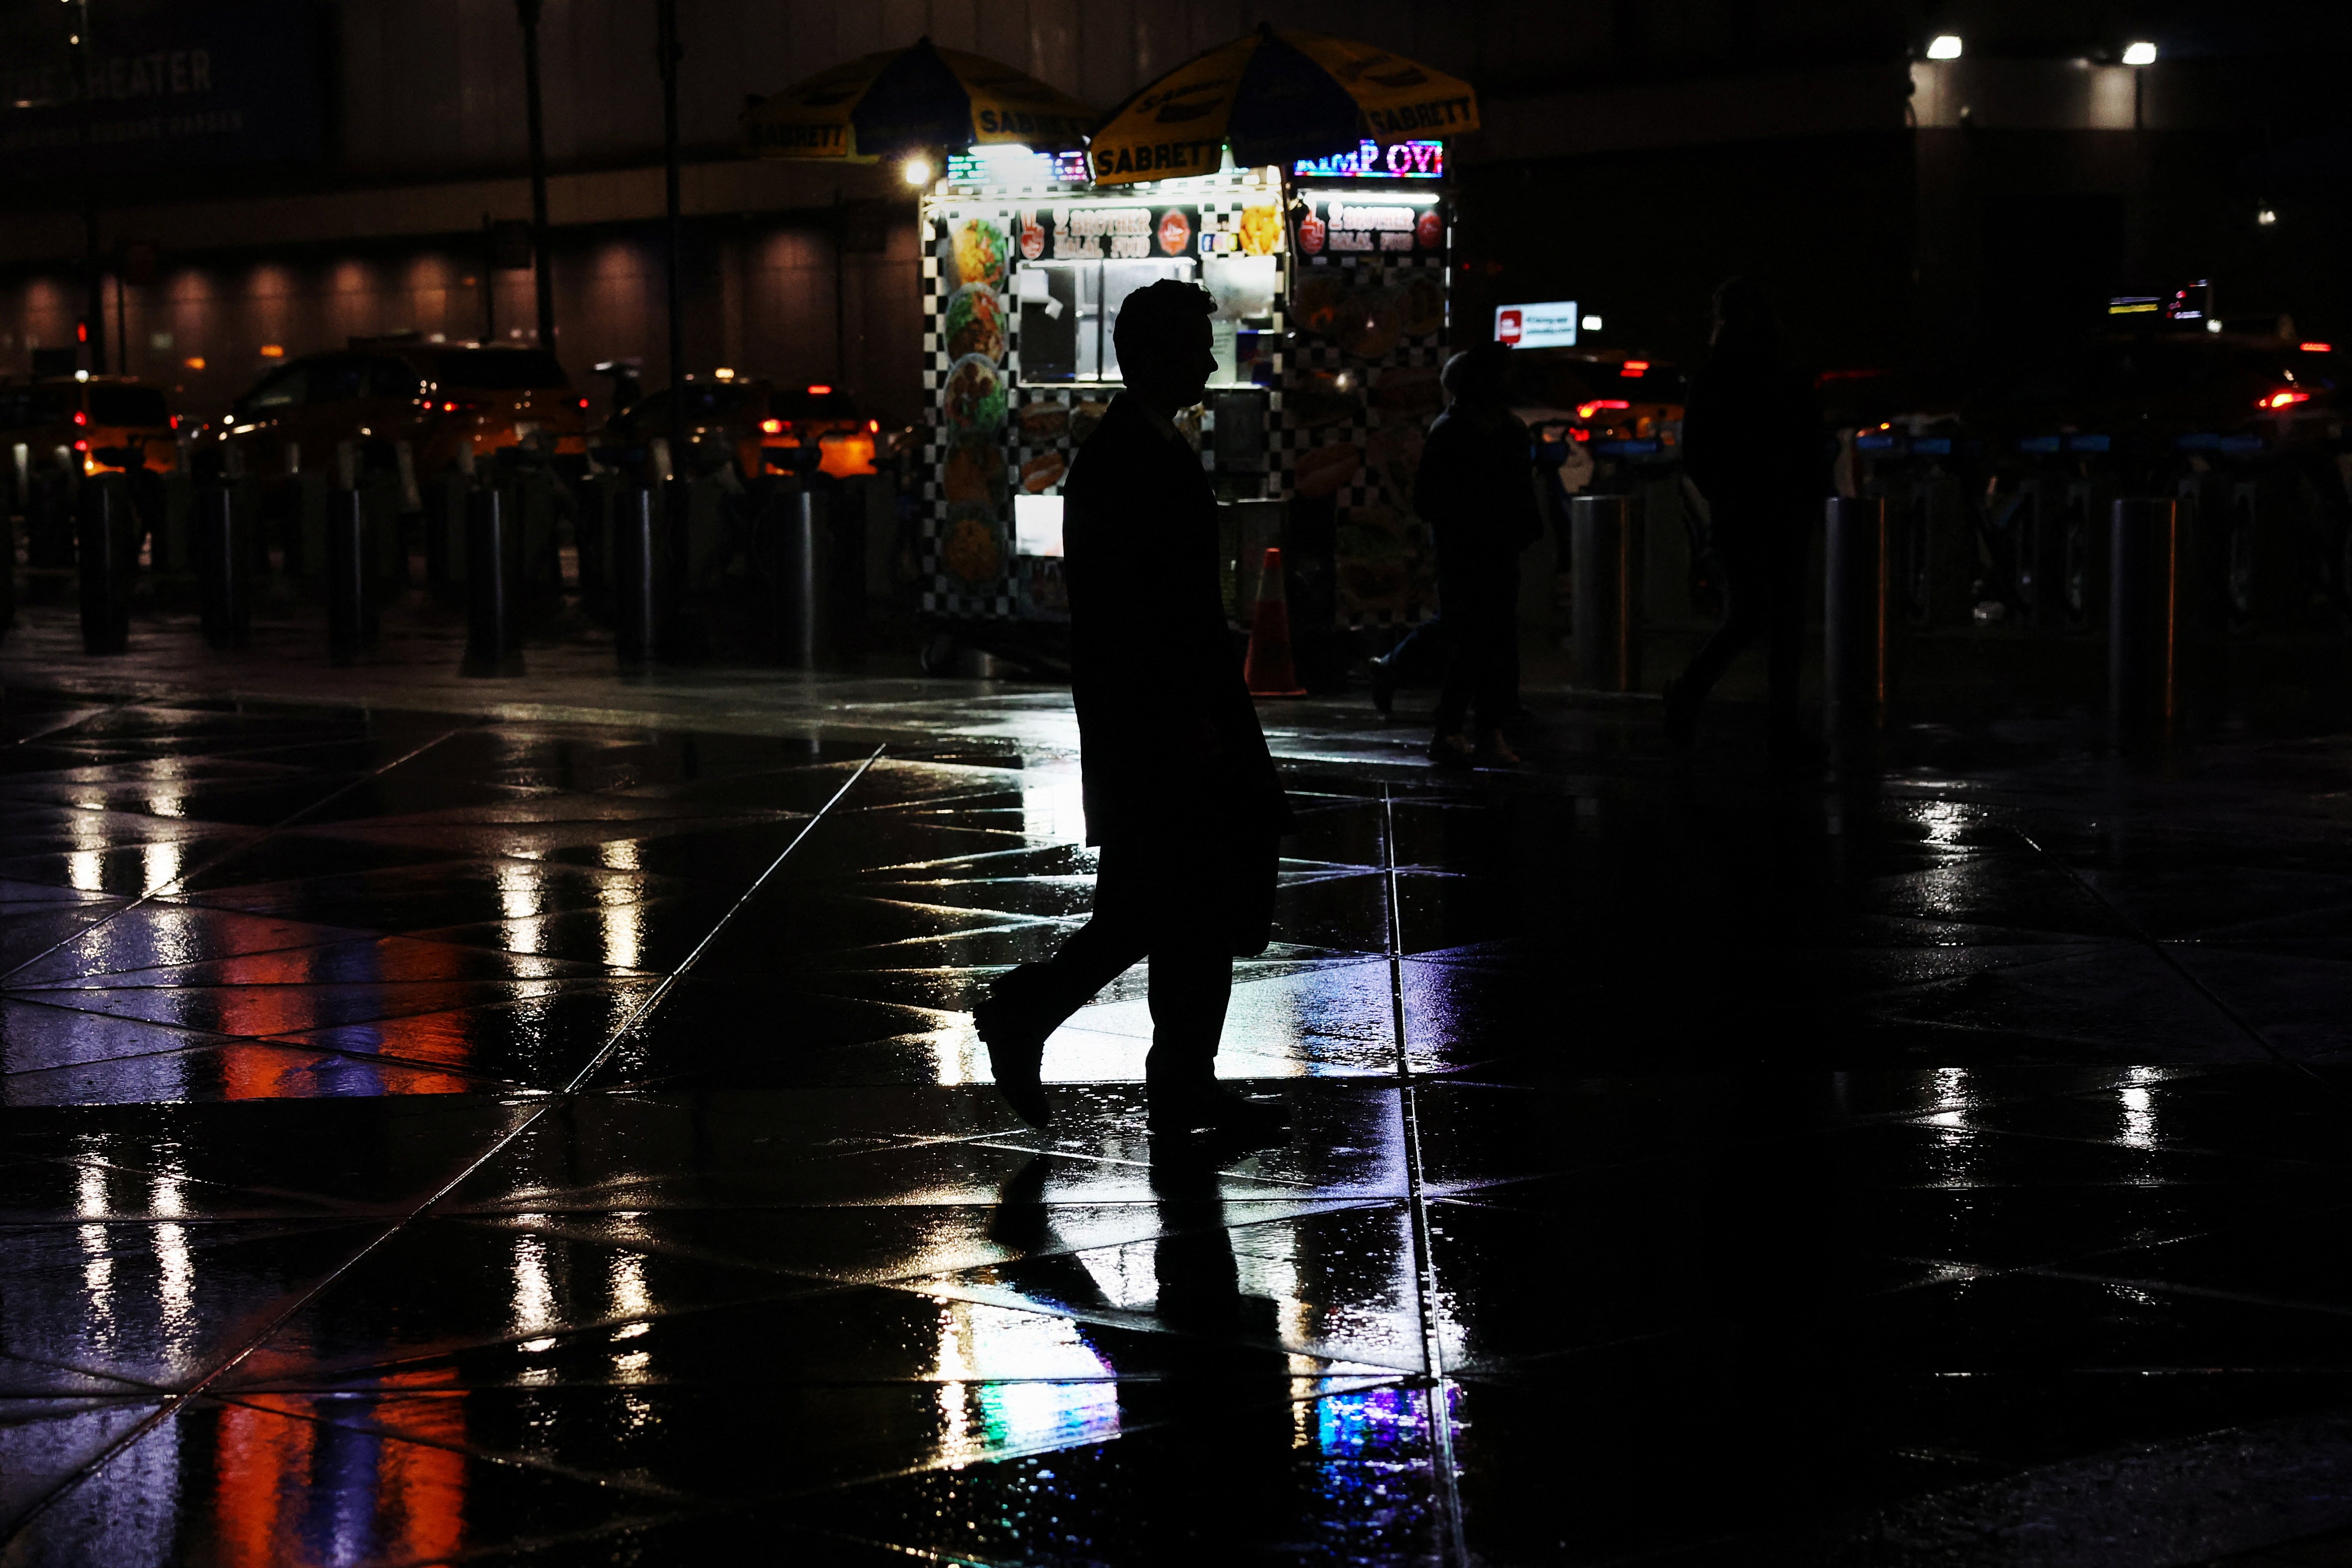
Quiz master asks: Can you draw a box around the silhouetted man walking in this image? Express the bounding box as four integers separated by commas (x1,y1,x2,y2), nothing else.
973,280,1293,1140
1386,345,1542,767
1664,277,1827,761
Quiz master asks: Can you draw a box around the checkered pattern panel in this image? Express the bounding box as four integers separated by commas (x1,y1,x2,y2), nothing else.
1271,250,1448,627
916,189,1444,629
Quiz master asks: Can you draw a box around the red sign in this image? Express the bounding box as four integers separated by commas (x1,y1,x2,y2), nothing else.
1416,210,1442,250
1297,211,1326,255
1496,308,1523,346
1157,209,1191,256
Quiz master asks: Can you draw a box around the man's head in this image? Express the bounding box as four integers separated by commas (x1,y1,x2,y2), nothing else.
1440,343,1510,411
1113,280,1218,413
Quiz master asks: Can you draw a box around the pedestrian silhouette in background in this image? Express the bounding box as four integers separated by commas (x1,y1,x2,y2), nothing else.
1373,345,1542,767
973,280,1293,1142
1665,278,1828,761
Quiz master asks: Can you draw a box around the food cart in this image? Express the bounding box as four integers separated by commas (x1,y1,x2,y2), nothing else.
914,137,1452,652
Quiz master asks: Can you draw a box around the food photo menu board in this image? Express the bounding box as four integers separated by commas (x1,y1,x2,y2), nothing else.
1276,188,1450,626
915,171,1448,632
918,180,1290,624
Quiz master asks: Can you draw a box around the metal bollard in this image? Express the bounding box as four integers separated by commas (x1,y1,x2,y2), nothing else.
0,503,14,640
75,475,135,655
326,486,372,664
778,485,825,668
1568,494,1641,692
2109,497,2183,740
661,476,695,661
26,464,72,570
196,483,251,650
1824,496,1890,732
461,486,523,677
611,485,657,670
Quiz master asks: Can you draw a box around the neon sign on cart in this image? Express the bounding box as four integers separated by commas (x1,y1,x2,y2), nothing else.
1293,140,1444,179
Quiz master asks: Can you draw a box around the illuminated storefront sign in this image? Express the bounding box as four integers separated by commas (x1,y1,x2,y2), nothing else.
1292,139,1444,180
1494,301,1579,349
1291,193,1442,258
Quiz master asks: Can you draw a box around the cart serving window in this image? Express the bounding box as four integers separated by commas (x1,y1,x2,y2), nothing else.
919,150,1290,627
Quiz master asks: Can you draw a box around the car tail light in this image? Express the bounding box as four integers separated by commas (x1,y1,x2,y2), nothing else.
868,419,879,432
2300,342,2332,353
168,414,180,430
1570,427,1590,441
72,438,87,452
806,384,832,395
577,396,590,410
1575,400,1631,419
2259,389,2311,410
73,410,87,426
1620,360,1650,376
759,418,784,435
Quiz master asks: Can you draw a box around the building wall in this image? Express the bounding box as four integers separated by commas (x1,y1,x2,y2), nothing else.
0,212,924,428
4,2,2347,419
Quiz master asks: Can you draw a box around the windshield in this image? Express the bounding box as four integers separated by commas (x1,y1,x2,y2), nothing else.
0,385,75,428
432,350,569,391
630,385,752,424
88,386,169,426
769,387,858,419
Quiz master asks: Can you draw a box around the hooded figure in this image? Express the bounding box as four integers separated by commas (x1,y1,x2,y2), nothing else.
1374,343,1542,766
1664,277,1827,758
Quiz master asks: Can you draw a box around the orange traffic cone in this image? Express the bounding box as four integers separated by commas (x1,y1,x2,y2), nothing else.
1244,546,1309,697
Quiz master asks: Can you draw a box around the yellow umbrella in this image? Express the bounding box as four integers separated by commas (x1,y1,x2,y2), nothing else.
743,36,1096,162
1087,26,1478,186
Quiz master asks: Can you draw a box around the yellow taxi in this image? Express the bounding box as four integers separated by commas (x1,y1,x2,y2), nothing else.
0,376,179,476
593,373,881,483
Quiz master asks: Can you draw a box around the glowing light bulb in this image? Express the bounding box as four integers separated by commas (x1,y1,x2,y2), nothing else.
1926,34,1963,60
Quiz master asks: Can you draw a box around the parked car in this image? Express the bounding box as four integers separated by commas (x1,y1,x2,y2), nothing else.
593,374,881,483
0,376,178,476
194,341,587,481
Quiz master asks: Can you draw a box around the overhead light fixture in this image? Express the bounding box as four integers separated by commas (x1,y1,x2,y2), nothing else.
2121,40,2157,65
1580,314,1603,331
900,155,933,187
1926,34,1963,59
2257,208,2278,227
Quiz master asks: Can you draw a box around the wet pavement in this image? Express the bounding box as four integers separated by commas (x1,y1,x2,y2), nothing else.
0,659,2351,1565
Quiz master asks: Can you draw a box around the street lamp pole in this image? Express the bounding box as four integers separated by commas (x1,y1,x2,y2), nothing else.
516,0,556,352
657,0,685,466
76,0,105,375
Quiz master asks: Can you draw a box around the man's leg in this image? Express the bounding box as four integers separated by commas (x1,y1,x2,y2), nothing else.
1470,573,1519,742
1017,909,1149,1025
1140,941,1234,1101
976,842,1149,1126
1142,830,1289,1139
1431,570,1479,751
1666,540,1767,742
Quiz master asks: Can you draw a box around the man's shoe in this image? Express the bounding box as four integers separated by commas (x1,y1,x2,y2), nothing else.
1428,732,1476,769
1475,731,1521,767
1147,1086,1293,1143
973,967,1054,1128
1662,677,1697,749
1369,655,1397,717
